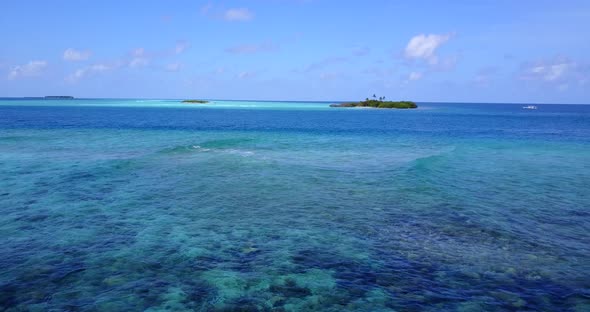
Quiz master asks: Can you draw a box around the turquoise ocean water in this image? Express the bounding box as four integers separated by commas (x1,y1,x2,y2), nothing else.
0,99,589,311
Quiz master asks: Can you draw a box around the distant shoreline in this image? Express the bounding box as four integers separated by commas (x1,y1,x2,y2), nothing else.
0,97,587,105
20,96,74,100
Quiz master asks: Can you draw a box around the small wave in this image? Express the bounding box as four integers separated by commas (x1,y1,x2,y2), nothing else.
158,144,254,157
192,145,211,152
198,138,254,149
159,144,206,154
225,149,254,156
402,147,457,172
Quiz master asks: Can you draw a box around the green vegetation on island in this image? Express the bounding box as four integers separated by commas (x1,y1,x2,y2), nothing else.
330,95,417,109
182,99,209,104
45,96,74,99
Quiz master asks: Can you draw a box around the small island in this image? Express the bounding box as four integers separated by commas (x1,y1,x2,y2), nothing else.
330,95,417,109
182,100,209,104
45,96,74,99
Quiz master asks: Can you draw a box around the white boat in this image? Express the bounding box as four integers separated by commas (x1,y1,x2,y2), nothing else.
523,105,538,110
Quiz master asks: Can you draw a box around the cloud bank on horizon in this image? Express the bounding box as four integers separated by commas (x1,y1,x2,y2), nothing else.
1,0,589,103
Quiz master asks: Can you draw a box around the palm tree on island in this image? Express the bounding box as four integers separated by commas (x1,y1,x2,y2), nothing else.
330,95,417,109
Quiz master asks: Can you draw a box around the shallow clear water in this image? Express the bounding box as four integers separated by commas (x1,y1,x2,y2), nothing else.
1,99,589,311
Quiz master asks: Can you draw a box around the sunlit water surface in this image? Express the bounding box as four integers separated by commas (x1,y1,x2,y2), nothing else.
1,99,589,311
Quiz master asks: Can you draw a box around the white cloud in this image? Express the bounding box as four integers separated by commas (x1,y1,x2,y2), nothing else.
63,48,91,61
65,63,112,82
131,48,145,57
404,33,451,65
223,8,254,22
129,58,148,68
201,4,253,22
64,42,197,82
408,71,422,81
89,64,110,72
68,69,86,81
8,60,47,79
175,41,189,54
129,48,149,68
520,57,588,84
237,71,255,79
528,63,569,81
164,62,182,72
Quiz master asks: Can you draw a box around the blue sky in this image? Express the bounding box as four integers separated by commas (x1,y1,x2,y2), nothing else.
1,0,589,103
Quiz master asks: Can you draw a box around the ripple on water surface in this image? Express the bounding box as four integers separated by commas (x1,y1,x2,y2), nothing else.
0,103,589,311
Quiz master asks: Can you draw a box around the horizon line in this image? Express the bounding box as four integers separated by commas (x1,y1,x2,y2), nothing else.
0,96,588,106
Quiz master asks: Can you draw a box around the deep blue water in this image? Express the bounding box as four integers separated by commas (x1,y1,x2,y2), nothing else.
1,99,589,311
